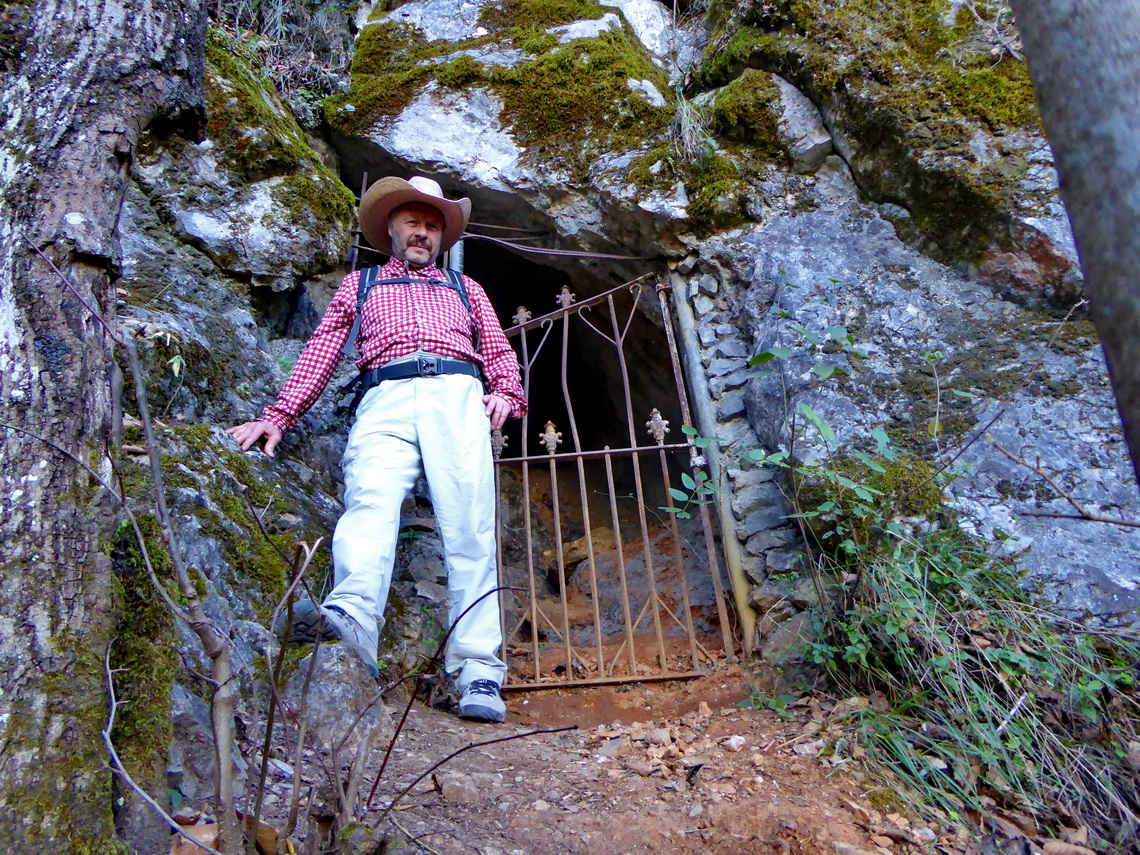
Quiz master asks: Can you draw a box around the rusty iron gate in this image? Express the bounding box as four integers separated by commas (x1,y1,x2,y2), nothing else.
492,277,734,690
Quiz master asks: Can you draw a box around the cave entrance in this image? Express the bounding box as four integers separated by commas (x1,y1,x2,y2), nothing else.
459,238,734,690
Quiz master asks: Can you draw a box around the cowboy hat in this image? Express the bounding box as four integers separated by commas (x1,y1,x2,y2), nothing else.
358,175,472,255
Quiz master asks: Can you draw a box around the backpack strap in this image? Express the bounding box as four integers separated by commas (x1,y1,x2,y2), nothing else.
443,268,481,356
341,265,378,356
340,266,482,357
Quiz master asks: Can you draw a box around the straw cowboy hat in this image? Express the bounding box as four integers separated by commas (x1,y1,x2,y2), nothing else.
358,175,472,255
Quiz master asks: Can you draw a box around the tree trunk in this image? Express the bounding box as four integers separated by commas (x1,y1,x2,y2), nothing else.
0,1,207,850
1007,0,1140,485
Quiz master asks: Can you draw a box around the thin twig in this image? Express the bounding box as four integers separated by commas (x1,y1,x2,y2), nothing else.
364,586,525,811
389,815,447,855
990,441,1140,529
371,726,577,828
23,237,120,343
995,693,1028,735
1019,511,1140,530
963,0,1023,61
102,644,225,855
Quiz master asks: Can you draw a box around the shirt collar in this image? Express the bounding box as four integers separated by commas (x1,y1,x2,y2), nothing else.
381,257,444,279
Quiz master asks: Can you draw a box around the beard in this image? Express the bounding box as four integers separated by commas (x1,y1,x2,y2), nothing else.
391,231,439,269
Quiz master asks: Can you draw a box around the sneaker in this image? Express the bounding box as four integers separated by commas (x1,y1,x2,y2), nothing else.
276,600,379,679
458,679,506,723
276,599,338,643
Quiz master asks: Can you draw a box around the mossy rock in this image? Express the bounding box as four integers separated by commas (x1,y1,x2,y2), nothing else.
328,2,672,177
710,68,790,164
694,0,1042,264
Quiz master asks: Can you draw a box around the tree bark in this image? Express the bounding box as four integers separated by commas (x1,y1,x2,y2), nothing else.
1007,0,1140,485
0,1,207,850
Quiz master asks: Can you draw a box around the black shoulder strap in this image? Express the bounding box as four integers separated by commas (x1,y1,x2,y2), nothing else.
339,266,481,357
443,268,481,356
340,266,378,356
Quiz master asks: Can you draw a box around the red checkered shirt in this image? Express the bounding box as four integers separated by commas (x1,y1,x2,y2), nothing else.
261,258,526,433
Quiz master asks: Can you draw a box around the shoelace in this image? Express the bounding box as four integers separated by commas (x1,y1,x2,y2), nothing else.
465,679,502,698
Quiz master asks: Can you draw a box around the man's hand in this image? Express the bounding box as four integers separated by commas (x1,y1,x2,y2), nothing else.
226,420,283,457
482,394,511,431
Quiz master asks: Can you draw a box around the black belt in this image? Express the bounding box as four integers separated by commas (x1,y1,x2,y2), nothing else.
362,356,480,384
340,356,482,415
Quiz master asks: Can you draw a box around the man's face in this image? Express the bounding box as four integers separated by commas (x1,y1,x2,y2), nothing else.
388,202,445,269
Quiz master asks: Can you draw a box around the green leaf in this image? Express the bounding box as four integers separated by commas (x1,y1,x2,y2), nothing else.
950,389,976,400
669,488,689,502
853,452,887,473
681,472,697,490
749,351,776,365
872,428,893,454
798,403,836,442
792,325,823,345
825,325,849,343
748,369,774,380
677,511,691,520
811,363,838,380
681,424,699,436
928,417,941,438
659,506,682,514
694,436,710,448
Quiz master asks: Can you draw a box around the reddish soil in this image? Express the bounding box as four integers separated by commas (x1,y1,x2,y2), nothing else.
353,665,962,855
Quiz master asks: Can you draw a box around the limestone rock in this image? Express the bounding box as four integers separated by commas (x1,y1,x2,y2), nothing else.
282,646,393,760
772,75,834,173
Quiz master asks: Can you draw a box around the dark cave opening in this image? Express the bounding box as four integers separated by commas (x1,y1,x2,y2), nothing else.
462,237,688,511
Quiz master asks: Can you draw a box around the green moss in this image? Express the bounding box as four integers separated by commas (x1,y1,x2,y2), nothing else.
684,151,749,232
332,3,671,174
478,0,606,38
109,516,178,786
0,621,122,851
205,28,312,177
436,54,483,89
694,0,1041,262
710,68,790,163
117,424,305,617
275,170,357,270
793,450,947,555
493,30,671,165
325,22,492,135
627,145,671,188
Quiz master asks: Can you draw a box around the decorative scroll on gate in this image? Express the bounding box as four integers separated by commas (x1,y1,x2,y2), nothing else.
492,277,734,690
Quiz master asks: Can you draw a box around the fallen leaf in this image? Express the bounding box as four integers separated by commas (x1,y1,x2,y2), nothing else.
1040,841,1096,855
171,823,217,855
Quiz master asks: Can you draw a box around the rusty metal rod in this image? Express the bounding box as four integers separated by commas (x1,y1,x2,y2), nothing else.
495,442,690,464
608,292,668,668
547,455,574,682
656,441,701,670
603,448,638,677
503,670,707,692
503,276,652,336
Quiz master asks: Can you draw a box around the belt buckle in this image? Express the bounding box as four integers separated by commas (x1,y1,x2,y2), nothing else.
419,356,442,376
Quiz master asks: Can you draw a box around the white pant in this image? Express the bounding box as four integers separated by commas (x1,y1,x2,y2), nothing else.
324,372,505,690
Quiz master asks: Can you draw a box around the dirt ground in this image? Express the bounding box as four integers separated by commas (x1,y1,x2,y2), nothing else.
339,665,962,855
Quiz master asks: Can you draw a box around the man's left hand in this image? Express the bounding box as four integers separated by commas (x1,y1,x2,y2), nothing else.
482,394,511,431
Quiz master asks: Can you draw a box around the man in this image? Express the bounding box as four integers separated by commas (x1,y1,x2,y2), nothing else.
228,176,525,723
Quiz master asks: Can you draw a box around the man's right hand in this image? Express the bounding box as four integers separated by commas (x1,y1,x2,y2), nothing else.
226,420,283,458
